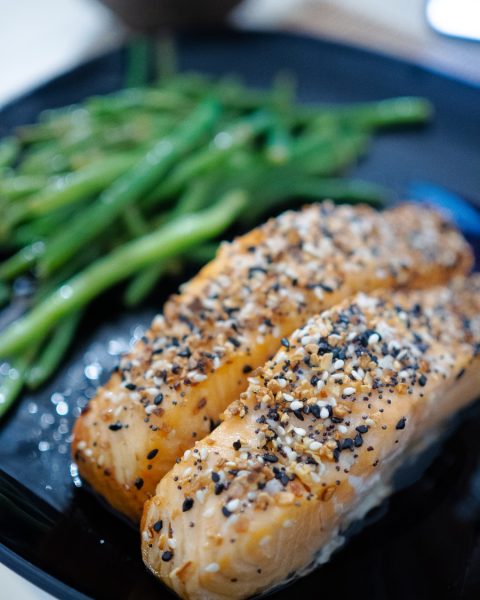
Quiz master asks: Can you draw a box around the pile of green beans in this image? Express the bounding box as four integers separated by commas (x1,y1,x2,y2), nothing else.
0,44,433,417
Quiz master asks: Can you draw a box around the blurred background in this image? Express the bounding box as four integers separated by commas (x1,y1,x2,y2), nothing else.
1,0,480,109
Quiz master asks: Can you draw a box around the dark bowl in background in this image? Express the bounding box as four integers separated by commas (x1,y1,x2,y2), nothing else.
99,0,242,30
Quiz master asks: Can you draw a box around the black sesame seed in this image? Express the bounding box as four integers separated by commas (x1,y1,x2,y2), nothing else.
396,417,406,430
354,434,363,447
418,374,427,387
178,348,191,358
263,453,279,463
134,477,144,490
281,338,290,349
233,440,241,451
182,497,194,512
162,551,173,562
356,425,368,434
341,438,354,450
456,368,465,380
215,483,225,495
154,393,164,405
228,336,241,348
310,405,321,419
222,506,232,517
153,520,163,532
242,364,253,374
211,471,220,483
125,383,136,390
108,421,123,431
147,449,158,460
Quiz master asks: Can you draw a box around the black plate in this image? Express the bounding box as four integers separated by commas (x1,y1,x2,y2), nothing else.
1,30,480,600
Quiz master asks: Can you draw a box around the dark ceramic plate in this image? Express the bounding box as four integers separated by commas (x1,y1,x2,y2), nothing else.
1,31,480,600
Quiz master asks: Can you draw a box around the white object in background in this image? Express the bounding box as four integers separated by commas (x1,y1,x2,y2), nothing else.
0,562,56,600
426,0,480,41
231,0,309,28
0,0,124,108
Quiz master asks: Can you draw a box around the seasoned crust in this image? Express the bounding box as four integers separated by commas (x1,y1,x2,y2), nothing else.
72,202,472,521
142,276,480,600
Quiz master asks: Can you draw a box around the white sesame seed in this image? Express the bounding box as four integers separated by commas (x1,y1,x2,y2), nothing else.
142,530,150,541
333,359,344,370
168,538,177,549
226,499,240,512
350,369,362,381
320,407,330,419
310,441,322,451
283,393,294,402
338,425,348,434
293,427,306,437
200,447,208,460
343,387,356,396
196,489,206,504
368,333,380,345
290,400,303,411
183,467,193,478
203,507,214,518
77,441,86,450
205,563,220,573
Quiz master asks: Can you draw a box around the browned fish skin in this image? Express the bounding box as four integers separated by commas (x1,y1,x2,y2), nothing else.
142,276,480,600
72,202,472,521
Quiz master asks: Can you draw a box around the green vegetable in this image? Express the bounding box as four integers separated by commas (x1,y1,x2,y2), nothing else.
0,190,248,357
26,311,82,389
37,98,221,276
0,137,19,168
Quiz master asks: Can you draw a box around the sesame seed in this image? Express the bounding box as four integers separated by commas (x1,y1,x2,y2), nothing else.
226,499,240,512
182,497,194,511
205,563,220,573
153,520,163,532
343,387,356,396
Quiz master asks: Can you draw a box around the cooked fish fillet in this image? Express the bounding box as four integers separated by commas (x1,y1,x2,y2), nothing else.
142,275,480,600
72,202,472,521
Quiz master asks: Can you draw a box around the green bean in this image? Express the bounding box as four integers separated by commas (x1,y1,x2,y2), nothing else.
186,243,218,264
156,33,177,82
0,174,46,200
0,137,20,168
0,241,45,281
123,263,170,307
0,189,248,357
242,176,387,223
125,37,151,88
306,97,433,130
0,281,9,307
26,311,82,389
122,205,150,238
145,110,273,204
266,119,292,164
23,154,139,217
37,98,221,277
0,343,40,418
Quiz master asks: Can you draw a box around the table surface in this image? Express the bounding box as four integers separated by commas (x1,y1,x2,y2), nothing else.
1,1,479,598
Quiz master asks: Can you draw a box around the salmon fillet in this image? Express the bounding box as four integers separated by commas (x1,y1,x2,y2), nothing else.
141,275,480,600
72,202,472,521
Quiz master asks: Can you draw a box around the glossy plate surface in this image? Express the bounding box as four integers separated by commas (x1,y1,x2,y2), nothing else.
0,30,479,600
